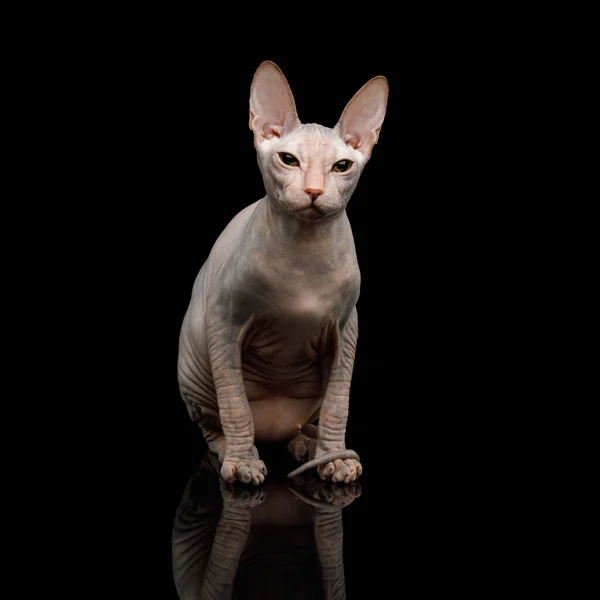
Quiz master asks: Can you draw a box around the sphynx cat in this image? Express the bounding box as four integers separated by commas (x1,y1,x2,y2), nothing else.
177,61,388,485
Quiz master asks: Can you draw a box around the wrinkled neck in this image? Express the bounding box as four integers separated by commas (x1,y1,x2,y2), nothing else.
258,195,347,246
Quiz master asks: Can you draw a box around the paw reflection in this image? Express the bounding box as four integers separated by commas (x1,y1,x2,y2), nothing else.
290,470,361,508
219,480,266,508
314,480,361,507
172,451,358,599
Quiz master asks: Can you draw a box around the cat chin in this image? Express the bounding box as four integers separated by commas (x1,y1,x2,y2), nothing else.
294,206,327,222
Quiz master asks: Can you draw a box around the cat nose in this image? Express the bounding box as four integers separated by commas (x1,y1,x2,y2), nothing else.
305,187,324,202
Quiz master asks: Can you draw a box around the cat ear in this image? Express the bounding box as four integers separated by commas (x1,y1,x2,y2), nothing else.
249,61,300,147
335,76,388,159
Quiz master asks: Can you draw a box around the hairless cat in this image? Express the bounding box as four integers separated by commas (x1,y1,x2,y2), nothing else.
177,61,388,485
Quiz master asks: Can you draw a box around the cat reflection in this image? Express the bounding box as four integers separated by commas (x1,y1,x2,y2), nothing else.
172,452,360,599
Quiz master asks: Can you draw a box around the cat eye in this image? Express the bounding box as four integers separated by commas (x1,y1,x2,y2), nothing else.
332,160,352,173
279,152,300,167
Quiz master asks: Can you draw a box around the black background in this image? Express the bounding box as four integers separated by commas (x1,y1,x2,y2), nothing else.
69,27,526,596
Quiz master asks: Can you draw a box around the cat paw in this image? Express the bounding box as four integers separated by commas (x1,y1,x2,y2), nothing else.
221,457,267,486
220,481,266,507
317,458,362,484
287,433,317,463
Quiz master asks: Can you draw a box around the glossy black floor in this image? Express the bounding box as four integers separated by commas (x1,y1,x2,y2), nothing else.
170,443,362,599
56,20,538,597
156,418,497,599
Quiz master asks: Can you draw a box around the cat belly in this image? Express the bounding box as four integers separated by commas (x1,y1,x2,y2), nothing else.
248,395,322,442
242,329,328,442
244,366,323,442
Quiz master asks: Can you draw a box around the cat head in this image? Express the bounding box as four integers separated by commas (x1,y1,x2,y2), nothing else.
249,61,388,222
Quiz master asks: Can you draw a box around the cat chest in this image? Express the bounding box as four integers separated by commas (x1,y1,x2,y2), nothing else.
243,309,333,365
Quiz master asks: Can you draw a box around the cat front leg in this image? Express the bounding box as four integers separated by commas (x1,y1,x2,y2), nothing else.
205,312,267,485
315,308,362,483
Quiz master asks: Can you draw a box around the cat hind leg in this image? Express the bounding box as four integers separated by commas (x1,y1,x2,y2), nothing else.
287,423,318,463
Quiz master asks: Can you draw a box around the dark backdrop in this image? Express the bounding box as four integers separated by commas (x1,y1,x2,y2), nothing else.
81,35,519,597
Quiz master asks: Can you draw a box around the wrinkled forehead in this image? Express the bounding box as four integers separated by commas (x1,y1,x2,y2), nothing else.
278,124,348,162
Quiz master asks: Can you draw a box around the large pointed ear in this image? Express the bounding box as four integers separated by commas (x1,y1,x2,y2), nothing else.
249,61,300,147
335,76,388,159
